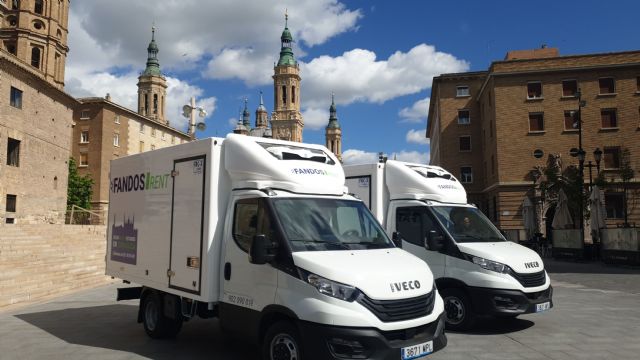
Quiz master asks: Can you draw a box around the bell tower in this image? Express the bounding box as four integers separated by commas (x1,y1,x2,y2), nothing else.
271,12,303,142
137,26,168,124
325,93,342,162
0,0,70,88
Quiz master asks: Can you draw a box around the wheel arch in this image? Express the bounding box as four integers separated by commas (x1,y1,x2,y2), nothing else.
258,305,299,343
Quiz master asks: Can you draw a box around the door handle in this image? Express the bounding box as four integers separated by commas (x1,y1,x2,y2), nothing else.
224,262,231,280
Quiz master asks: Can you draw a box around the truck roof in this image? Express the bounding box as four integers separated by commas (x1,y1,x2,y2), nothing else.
384,160,467,204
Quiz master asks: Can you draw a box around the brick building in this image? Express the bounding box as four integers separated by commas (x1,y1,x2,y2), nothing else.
428,48,640,240
0,0,75,224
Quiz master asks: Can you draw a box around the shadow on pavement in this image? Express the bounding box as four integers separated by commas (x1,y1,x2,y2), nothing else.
544,258,640,275
448,317,534,336
15,304,259,360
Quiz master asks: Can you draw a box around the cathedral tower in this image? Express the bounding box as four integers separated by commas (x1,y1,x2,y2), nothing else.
0,0,70,87
271,12,303,142
325,94,342,162
255,91,268,129
137,27,168,124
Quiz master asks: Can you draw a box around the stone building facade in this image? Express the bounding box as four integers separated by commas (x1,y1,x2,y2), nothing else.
0,51,76,224
0,0,69,88
428,48,640,240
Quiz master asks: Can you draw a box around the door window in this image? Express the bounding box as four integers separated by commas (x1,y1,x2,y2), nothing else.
396,207,438,247
233,198,276,252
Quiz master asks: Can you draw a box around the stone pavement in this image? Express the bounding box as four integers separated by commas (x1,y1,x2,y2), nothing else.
0,259,639,359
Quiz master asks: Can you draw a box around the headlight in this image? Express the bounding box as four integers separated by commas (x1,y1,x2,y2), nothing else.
301,270,359,302
469,255,510,274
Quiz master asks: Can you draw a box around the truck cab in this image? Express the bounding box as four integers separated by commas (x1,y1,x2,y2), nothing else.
345,160,553,330
107,136,447,359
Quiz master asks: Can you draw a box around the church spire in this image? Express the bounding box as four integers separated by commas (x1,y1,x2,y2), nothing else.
325,92,342,162
242,97,251,128
277,11,296,66
143,26,162,76
327,93,340,129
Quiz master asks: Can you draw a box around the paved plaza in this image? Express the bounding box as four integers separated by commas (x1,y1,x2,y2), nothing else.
1,259,639,360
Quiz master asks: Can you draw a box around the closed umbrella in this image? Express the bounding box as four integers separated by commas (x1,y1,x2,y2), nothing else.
522,197,536,238
552,189,573,229
590,185,606,231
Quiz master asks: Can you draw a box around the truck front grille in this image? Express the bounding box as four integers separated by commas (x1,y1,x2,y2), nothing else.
510,270,546,288
356,289,435,322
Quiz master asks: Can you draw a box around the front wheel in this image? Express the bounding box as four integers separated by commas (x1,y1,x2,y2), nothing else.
441,288,475,331
262,321,302,360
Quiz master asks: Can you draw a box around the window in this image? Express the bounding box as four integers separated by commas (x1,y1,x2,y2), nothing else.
562,80,578,97
79,153,88,167
233,198,276,252
12,0,19,10
459,136,471,151
636,77,640,92
171,136,175,144
529,113,544,132
396,207,439,247
7,138,20,167
601,109,618,128
114,115,120,124
6,194,17,213
151,127,156,137
460,166,473,183
599,77,615,94
282,85,287,104
456,85,470,97
34,0,43,14
113,133,119,147
153,94,158,114
144,94,149,115
80,130,89,143
603,147,620,169
292,86,296,103
605,193,624,219
527,82,542,99
10,87,22,109
80,110,89,119
6,42,17,55
31,47,41,69
140,123,145,133
564,110,578,131
458,110,470,125
139,141,144,152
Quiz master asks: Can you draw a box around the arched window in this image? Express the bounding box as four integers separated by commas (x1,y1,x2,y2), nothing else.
281,85,287,105
153,94,158,114
12,0,20,10
144,94,149,115
291,86,295,104
7,15,17,27
34,0,44,15
31,47,41,68
58,0,63,21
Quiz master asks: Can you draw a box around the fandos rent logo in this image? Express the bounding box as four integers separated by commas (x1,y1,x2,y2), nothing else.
110,172,170,194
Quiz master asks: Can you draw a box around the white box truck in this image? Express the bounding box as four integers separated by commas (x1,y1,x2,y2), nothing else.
107,134,447,359
344,160,553,331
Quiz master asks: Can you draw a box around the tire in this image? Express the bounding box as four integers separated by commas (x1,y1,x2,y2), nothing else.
262,320,302,360
441,288,475,331
141,291,183,339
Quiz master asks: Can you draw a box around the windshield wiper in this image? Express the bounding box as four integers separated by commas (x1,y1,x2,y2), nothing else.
352,242,392,249
290,239,350,250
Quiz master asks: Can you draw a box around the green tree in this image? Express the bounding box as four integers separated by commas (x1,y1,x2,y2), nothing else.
67,157,93,210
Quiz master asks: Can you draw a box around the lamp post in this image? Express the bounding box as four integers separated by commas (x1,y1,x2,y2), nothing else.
182,97,208,139
571,89,587,257
593,147,603,175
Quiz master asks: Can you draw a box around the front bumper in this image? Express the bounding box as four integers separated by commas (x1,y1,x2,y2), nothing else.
297,312,447,360
467,285,553,317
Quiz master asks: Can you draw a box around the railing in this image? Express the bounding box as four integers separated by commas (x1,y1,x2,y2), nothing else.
65,205,106,225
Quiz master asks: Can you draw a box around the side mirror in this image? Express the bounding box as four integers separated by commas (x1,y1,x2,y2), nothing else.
249,235,277,265
426,230,445,252
392,231,403,248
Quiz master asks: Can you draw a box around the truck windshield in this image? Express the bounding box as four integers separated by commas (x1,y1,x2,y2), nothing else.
272,198,394,251
430,206,506,243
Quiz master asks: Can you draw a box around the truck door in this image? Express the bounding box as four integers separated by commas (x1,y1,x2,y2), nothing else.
169,156,206,295
220,197,278,336
394,205,446,278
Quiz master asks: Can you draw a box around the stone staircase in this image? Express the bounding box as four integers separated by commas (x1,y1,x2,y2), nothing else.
0,224,113,310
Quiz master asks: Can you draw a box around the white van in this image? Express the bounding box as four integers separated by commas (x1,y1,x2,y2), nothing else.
107,135,447,359
345,160,553,330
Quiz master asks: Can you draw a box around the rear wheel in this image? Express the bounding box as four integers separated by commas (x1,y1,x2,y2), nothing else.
262,321,302,360
441,288,475,331
142,291,183,339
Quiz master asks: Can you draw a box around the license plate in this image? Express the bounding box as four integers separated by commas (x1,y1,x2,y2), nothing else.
536,301,551,312
401,340,433,359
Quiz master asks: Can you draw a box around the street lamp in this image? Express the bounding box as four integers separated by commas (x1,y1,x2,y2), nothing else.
593,147,603,174
182,96,208,139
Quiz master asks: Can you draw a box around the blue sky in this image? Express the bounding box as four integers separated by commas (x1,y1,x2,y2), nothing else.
65,0,640,164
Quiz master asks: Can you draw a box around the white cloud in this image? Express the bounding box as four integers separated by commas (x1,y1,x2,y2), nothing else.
342,149,379,165
301,45,468,108
301,107,330,130
205,48,274,86
406,129,430,145
391,151,429,164
399,97,430,123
